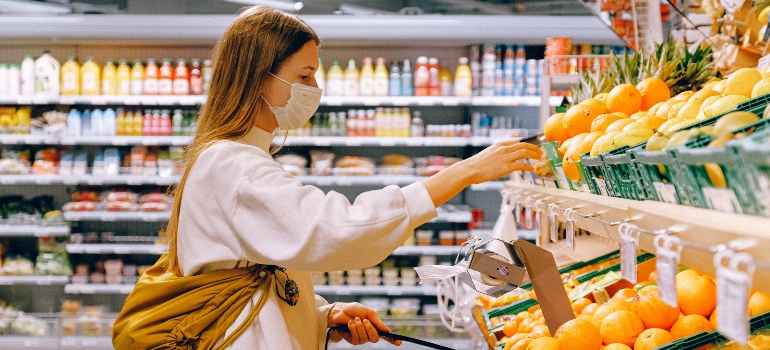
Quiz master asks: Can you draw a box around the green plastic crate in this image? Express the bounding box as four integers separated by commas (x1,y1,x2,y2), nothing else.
630,149,683,204
601,151,654,201
487,298,539,318
579,154,610,196
544,141,574,191
653,310,770,350
736,133,770,217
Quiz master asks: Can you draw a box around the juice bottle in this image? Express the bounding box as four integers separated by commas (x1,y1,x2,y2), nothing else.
503,46,515,96
413,56,429,96
343,59,359,97
103,108,116,136
401,59,413,96
173,59,190,95
142,110,153,136
61,56,80,95
132,110,143,136
172,109,183,136
373,57,389,97
35,50,60,96
116,108,126,136
202,59,213,95
8,64,21,95
116,59,131,95
151,109,161,135
359,57,374,97
158,58,174,95
101,59,117,95
454,57,472,97
130,59,144,96
0,64,8,95
143,58,159,95
80,56,101,95
325,60,344,97
439,67,452,97
494,47,504,96
160,109,172,136
388,61,400,97
21,55,35,95
67,109,81,138
189,59,203,95
315,58,325,93
428,58,440,96
91,109,103,137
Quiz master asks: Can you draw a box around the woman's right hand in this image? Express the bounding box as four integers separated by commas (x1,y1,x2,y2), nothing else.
460,140,543,184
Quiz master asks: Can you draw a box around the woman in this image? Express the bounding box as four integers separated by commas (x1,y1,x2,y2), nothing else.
130,6,540,350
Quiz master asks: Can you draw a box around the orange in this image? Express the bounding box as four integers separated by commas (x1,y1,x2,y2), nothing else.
531,324,551,337
613,288,637,300
505,334,528,350
510,337,535,350
564,103,604,137
517,311,531,320
595,93,609,104
582,131,606,149
600,310,645,347
504,320,519,337
572,297,593,315
592,113,626,132
637,285,658,297
577,314,594,324
633,328,674,350
749,291,770,316
675,270,701,284
528,337,559,350
558,138,575,157
670,314,714,339
592,300,633,329
602,344,632,350
607,84,643,115
556,318,603,350
676,276,716,317
637,115,666,131
582,303,600,317
709,309,717,329
562,141,592,182
532,309,544,319
518,317,534,333
637,78,672,111
582,98,610,115
545,113,570,143
637,292,680,329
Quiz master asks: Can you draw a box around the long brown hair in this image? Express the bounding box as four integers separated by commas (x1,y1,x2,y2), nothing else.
164,6,319,275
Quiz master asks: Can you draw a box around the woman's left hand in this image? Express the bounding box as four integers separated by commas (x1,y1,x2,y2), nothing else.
327,302,402,346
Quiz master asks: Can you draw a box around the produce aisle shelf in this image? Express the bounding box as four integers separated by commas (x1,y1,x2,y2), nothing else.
65,244,166,255
64,284,135,294
390,246,460,256
0,225,70,237
62,210,473,223
313,285,436,296
0,276,69,285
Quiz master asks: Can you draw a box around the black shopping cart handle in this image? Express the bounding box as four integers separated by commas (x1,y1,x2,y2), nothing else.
326,324,455,350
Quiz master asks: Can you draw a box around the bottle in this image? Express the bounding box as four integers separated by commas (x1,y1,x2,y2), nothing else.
189,59,203,95
151,109,161,135
67,109,81,138
158,59,174,95
315,58,325,93
414,56,429,96
470,45,481,96
373,58,389,97
116,108,126,136
80,56,101,95
21,55,36,95
144,59,160,95
343,59,359,97
400,59,413,96
326,60,344,97
454,57,472,97
131,110,142,136
34,51,60,96
311,112,321,136
130,59,144,96
0,64,7,95
116,59,131,95
503,46,515,96
346,109,357,136
328,112,338,137
494,47,504,96
439,67,452,97
101,59,117,95
142,110,152,136
359,57,374,97
91,109,103,137
81,110,92,136
173,59,190,95
172,109,184,136
365,109,376,136
102,108,116,137
374,107,384,137
160,109,172,136
428,58,440,96
336,111,347,137
388,61,401,97
514,46,526,97
60,57,80,95
8,64,21,95
411,111,424,137
481,45,496,96
202,59,213,95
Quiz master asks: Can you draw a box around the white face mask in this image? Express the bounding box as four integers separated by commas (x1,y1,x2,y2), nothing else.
262,73,323,130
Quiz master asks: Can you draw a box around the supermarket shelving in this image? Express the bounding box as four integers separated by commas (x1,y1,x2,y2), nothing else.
0,336,61,349
59,337,114,349
328,338,473,350
65,244,166,255
313,285,436,296
0,276,69,285
0,224,70,237
64,284,135,295
390,245,461,256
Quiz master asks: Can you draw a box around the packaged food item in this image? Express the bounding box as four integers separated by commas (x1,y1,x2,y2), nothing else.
390,299,420,336
71,191,100,203
62,201,98,212
139,193,172,203
379,154,414,175
310,150,334,176
274,154,307,176
334,156,375,176
327,271,344,286
90,272,105,284
415,230,433,246
31,148,60,175
2,256,34,276
78,306,105,336
105,201,137,212
103,190,138,204
359,298,389,318
414,156,462,176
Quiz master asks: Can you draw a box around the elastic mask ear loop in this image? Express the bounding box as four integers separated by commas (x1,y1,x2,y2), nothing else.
269,72,292,86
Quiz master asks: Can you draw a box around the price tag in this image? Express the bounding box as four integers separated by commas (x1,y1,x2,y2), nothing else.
555,167,570,190
654,234,682,307
619,224,639,284
715,250,755,345
653,182,678,204
525,202,533,229
759,53,770,72
549,204,558,243
702,187,743,213
565,210,575,251
594,178,608,196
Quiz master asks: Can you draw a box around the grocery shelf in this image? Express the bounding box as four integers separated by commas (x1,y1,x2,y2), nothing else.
66,244,167,255
0,224,70,237
391,245,461,256
430,211,473,223
62,211,171,222
468,181,505,191
0,134,59,145
0,276,69,285
0,174,179,186
313,285,436,296
64,284,134,294
0,336,61,349
59,336,114,349
60,135,192,146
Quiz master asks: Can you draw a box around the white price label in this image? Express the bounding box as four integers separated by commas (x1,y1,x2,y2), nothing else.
653,182,679,204
760,54,770,72
620,232,638,284
594,178,608,196
582,184,590,193
525,204,533,229
654,234,682,307
539,209,550,246
555,167,570,189
566,219,575,251
514,202,522,225
716,251,755,345
550,212,558,242
703,187,743,213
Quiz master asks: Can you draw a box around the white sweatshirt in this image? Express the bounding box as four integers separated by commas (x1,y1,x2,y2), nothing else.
176,127,438,350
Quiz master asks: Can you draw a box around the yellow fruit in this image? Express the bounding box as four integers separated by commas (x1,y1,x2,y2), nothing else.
504,320,519,337
710,309,718,329
559,138,576,157
582,303,600,316
637,115,666,131
646,133,670,151
592,113,627,132
607,84,643,115
572,298,593,315
611,112,629,119
582,131,607,149
692,88,721,101
602,344,632,350
512,338,536,350
702,80,721,91
760,6,770,22
724,68,762,98
595,93,609,104
563,141,592,182
705,163,727,188
665,130,692,149
637,78,672,111
670,314,714,339
605,119,635,132
528,337,559,350
637,292,680,329
565,103,604,137
749,291,770,316
713,111,760,136
655,100,680,119
531,325,552,337
592,300,633,329
711,80,727,94
582,98,610,114
519,318,534,333
703,95,750,119
667,102,687,120
556,318,603,350
629,111,648,120
668,119,700,132
673,91,695,101
545,113,570,143
613,288,637,300
658,117,687,134
752,77,770,98
623,121,654,134
600,310,645,347
677,98,708,120
614,129,653,148
677,276,717,317
634,328,674,350
647,102,666,117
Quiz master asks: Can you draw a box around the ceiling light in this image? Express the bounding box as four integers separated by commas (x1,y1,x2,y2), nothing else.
222,0,303,12
0,0,71,14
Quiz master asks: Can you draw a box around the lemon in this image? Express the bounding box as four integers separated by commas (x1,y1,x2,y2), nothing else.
752,77,770,98
699,95,723,112
713,111,760,135
702,80,722,91
702,95,750,118
672,91,695,102
614,129,653,148
605,118,635,132
622,121,655,135
759,6,770,23
665,130,692,149
669,118,701,132
658,116,688,134
724,68,762,98
677,98,706,120
646,133,670,151
711,80,727,94
590,131,620,156
594,93,609,104
668,101,687,119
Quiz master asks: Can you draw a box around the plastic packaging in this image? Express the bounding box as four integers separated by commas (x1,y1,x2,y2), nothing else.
21,55,36,95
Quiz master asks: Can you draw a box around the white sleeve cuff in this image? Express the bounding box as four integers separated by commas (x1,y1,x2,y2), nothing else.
401,182,439,229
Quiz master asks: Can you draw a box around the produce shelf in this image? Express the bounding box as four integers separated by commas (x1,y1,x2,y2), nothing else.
64,284,134,294
313,285,436,296
0,276,69,285
66,244,167,255
59,336,114,349
0,336,61,350
0,225,70,237
62,211,171,222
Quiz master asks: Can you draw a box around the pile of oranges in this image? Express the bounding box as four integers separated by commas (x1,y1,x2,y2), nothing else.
499,268,770,350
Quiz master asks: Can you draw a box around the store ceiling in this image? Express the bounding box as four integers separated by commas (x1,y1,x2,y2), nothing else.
1,0,596,16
